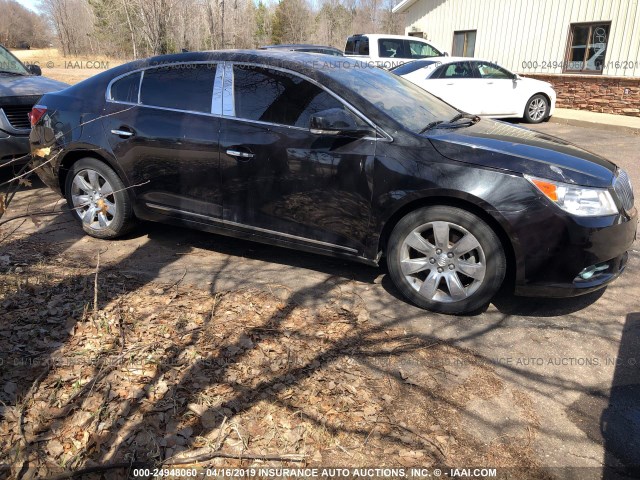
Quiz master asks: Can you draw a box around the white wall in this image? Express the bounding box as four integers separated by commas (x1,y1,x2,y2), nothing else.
401,0,640,77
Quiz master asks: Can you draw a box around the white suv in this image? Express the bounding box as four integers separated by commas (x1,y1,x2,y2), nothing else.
344,34,445,69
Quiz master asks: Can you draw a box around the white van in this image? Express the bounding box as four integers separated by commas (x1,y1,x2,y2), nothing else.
344,34,446,69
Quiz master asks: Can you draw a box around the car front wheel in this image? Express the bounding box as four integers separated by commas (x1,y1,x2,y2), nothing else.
387,206,506,314
524,94,550,123
64,157,136,239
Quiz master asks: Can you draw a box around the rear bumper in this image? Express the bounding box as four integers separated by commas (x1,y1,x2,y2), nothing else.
514,207,637,297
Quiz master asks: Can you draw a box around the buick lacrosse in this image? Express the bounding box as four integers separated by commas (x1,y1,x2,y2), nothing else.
29,51,636,314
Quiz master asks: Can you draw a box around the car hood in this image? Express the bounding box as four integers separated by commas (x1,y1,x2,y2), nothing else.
427,119,616,188
0,74,69,98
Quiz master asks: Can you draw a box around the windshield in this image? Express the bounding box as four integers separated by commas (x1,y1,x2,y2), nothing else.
324,62,458,134
0,46,28,75
390,59,441,75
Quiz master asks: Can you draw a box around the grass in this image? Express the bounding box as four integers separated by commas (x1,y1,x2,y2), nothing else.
10,48,127,85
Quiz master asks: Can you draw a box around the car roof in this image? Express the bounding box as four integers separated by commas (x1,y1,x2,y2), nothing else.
348,34,434,42
413,56,501,65
260,44,341,50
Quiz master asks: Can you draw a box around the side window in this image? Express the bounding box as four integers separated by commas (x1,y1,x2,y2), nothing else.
345,38,356,55
110,71,141,103
476,62,512,79
441,62,475,78
406,40,440,59
357,37,369,55
431,64,448,78
232,65,360,128
140,63,217,113
379,39,403,58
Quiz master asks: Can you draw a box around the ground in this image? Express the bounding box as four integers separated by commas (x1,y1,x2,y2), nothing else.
0,64,639,479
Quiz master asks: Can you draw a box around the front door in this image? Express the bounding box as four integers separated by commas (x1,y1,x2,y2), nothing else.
219,64,376,254
472,61,519,116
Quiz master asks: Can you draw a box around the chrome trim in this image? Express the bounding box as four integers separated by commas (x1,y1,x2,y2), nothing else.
222,62,235,116
137,70,144,104
137,103,220,118
226,149,254,158
212,63,224,115
0,108,31,134
226,61,392,141
145,202,359,254
110,129,134,137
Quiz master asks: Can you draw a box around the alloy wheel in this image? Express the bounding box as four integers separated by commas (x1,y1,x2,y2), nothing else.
528,97,547,121
400,221,486,303
70,168,117,230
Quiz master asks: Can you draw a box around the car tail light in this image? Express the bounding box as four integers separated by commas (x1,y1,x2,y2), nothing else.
29,105,47,127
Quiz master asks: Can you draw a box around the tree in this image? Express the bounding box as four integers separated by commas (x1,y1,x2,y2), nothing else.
271,0,311,45
0,0,52,48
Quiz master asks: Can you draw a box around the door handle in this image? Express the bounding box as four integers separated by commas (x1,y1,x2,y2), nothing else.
226,149,254,159
111,128,134,138
446,82,454,85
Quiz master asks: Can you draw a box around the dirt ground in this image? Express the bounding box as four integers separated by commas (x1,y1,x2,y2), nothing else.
0,231,547,478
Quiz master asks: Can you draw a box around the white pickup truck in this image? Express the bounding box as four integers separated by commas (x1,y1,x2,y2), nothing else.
344,34,446,69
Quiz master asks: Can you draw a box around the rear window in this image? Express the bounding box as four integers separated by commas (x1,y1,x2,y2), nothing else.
110,71,141,103
390,60,440,75
378,39,441,59
140,63,217,113
345,36,369,56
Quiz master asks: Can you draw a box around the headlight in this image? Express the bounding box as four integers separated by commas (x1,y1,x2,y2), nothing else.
525,175,618,216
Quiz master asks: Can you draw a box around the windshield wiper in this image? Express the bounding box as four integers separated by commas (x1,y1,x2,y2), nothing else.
0,70,25,76
448,112,480,124
419,120,443,133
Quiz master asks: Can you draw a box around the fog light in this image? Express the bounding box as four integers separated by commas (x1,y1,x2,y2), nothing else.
578,263,610,280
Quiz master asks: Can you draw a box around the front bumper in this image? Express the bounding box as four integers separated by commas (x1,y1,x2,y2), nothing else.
0,130,30,165
514,207,637,297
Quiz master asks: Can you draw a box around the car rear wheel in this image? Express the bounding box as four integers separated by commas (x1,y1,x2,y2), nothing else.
387,206,506,314
65,158,135,239
523,94,549,123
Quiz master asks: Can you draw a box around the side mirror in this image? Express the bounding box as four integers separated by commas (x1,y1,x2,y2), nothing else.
26,64,42,76
443,52,449,57
513,73,522,81
309,108,374,137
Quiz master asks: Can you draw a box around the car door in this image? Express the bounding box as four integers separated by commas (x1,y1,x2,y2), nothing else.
472,61,519,116
218,63,376,254
102,62,223,218
425,61,481,114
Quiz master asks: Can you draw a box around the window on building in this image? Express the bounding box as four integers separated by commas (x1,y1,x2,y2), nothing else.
564,22,610,73
452,30,476,57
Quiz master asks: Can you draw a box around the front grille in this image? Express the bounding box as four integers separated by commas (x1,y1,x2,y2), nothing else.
1,105,33,129
613,168,634,213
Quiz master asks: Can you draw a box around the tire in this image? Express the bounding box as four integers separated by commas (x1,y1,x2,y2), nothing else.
523,94,550,124
387,206,506,314
64,157,136,239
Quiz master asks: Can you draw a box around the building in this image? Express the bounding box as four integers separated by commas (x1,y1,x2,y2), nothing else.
393,0,640,116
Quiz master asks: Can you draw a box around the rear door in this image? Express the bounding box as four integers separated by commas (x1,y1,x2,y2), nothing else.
218,63,376,254
102,62,223,218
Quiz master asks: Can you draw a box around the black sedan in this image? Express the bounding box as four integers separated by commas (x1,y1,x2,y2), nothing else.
29,50,637,314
